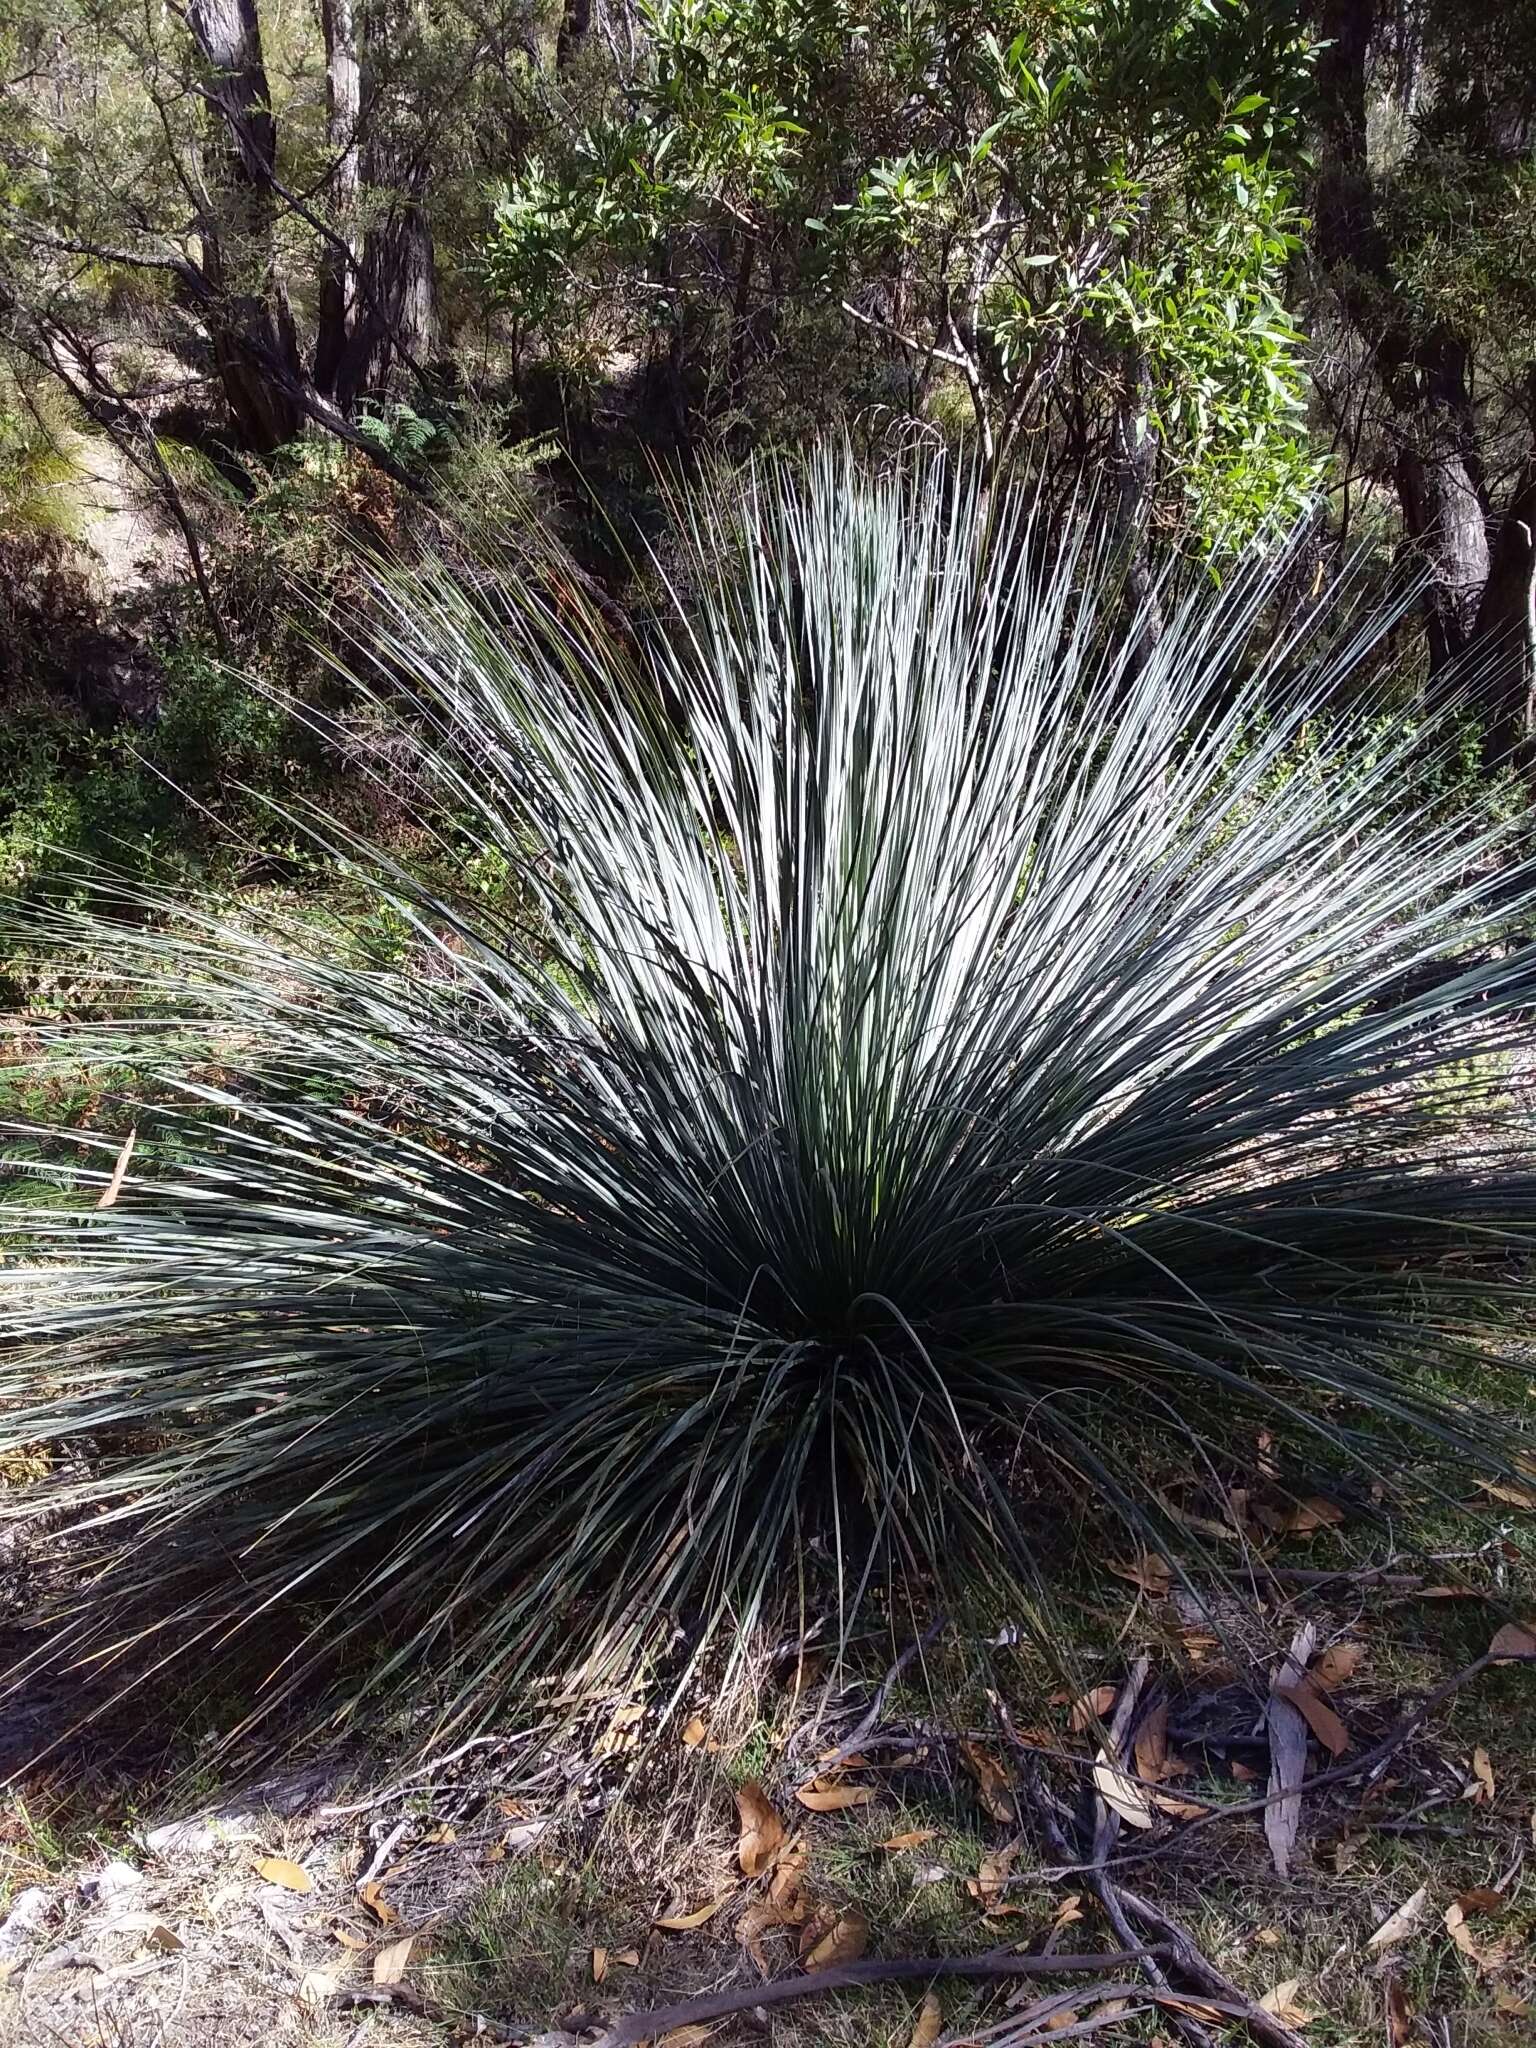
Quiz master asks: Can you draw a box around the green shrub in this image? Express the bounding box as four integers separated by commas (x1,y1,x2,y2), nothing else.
3,450,1536,1750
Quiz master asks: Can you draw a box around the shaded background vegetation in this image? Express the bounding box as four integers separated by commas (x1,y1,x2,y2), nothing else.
1,0,1535,884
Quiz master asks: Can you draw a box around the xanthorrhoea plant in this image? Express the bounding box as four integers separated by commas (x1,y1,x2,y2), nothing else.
3,450,1535,1742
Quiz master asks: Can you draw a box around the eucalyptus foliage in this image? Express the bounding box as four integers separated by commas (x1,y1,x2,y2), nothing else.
3,452,1535,1740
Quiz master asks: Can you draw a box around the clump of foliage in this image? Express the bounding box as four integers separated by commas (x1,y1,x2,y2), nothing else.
486,0,1318,538
3,450,1536,1746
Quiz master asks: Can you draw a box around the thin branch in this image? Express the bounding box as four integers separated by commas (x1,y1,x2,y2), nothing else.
594,1951,1164,2048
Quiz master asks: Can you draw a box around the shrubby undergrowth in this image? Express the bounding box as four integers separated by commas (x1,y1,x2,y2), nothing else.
3,452,1535,1747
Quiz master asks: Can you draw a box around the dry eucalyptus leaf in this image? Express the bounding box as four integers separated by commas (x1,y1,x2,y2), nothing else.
1092,1749,1155,1830
960,1741,1017,1823
591,1946,609,1984
660,2027,716,2048
769,1838,808,1904
1334,1834,1363,1876
1156,1994,1227,2024
332,1924,368,1951
655,1893,733,1931
795,1781,875,1812
1385,1978,1414,2047
1258,1978,1315,2024
297,1970,338,2009
804,1906,868,1971
254,1856,312,1894
736,1782,786,1876
967,1846,1015,1906
1110,1552,1172,1597
737,1899,801,1974
1068,1684,1117,1733
372,1934,414,1986
1463,1747,1495,1805
879,1829,937,1851
1134,1701,1170,1774
681,1716,708,1749
906,1990,942,2048
358,1881,399,1927
1051,1894,1085,1932
1476,1478,1536,1509
614,1947,641,1967
1310,1642,1363,1690
1277,1679,1350,1758
1259,1494,1345,1535
1488,1621,1536,1663
1368,1886,1427,1952
1456,1887,1505,1916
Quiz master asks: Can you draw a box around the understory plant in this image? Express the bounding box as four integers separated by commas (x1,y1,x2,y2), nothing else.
3,450,1536,1748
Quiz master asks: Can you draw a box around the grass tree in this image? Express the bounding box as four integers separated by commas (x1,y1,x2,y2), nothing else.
2,449,1535,1748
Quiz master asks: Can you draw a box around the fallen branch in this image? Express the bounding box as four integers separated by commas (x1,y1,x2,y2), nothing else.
592,1950,1161,2048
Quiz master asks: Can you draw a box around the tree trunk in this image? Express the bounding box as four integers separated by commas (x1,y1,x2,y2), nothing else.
186,0,305,451
334,0,438,410
313,0,361,394
1472,464,1536,767
1390,331,1488,679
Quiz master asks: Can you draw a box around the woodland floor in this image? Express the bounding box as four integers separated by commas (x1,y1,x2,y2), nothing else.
1,1477,1534,2048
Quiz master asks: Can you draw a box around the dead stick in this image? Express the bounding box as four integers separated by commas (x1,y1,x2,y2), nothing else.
594,1950,1163,2048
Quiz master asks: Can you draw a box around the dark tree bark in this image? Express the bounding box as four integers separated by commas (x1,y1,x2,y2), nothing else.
1472,462,1536,766
1309,0,1536,715
1390,330,1489,674
333,0,438,409
313,0,361,394
186,0,305,450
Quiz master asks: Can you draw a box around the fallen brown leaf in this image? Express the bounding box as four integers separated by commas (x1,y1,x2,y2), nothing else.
1258,1978,1315,2025
1041,2012,1081,2034
660,2027,716,2048
1456,1887,1505,1916
1277,1678,1350,1758
878,1829,937,1852
1256,1493,1345,1536
332,1924,368,1952
297,1969,338,2009
1441,1901,1511,1973
960,1740,1017,1823
358,1881,399,1927
1476,1478,1536,1510
906,1990,942,2048
614,1947,641,1967
1385,1979,1414,2048
1368,1885,1427,1952
769,1836,808,1905
1488,1620,1536,1663
1310,1642,1363,1690
1067,1683,1117,1733
372,1934,414,1986
1092,1748,1155,1830
591,1946,609,1984
1133,1701,1171,1782
804,1906,868,1971
737,1898,802,1974
681,1716,708,1749
254,1856,312,1894
967,1846,1015,1906
795,1781,876,1812
1110,1552,1173,1597
1231,1759,1259,1782
655,1892,733,1931
1463,1746,1495,1806
1051,1894,1085,1933
1155,1994,1227,2023
736,1782,785,1877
